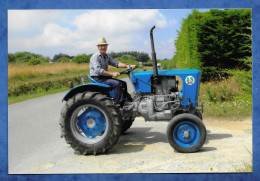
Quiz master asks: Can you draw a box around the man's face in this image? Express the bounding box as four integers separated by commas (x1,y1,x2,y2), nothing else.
98,45,108,55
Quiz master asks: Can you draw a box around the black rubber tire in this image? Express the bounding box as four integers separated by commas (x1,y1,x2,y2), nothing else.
59,92,121,155
166,113,206,153
121,116,135,134
121,93,134,134
194,109,203,120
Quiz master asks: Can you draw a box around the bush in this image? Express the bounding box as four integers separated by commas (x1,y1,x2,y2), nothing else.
57,57,70,63
53,53,72,62
115,54,139,67
201,76,241,103
199,73,252,119
8,76,83,97
143,60,153,67
109,51,150,62
28,58,42,65
8,53,16,63
72,54,91,64
8,52,50,64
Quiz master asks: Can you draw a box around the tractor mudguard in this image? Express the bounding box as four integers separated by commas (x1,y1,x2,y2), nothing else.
62,83,114,102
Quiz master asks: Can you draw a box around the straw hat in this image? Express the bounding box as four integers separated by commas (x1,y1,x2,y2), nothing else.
97,37,108,46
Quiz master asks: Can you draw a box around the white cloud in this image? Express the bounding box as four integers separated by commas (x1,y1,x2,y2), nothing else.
71,10,166,37
8,9,169,58
8,10,62,31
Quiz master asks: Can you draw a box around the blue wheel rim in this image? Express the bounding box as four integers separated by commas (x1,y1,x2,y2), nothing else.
70,104,108,144
173,121,200,147
77,108,106,138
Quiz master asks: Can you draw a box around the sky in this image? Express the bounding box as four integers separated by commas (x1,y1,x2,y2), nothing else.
8,9,209,60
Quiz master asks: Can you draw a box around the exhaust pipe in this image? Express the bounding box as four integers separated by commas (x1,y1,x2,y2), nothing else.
150,25,159,83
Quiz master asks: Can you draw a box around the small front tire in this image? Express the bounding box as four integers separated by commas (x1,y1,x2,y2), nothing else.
167,113,206,153
194,109,203,120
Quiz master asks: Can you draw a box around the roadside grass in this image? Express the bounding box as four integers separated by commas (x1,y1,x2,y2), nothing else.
238,162,253,172
199,76,252,120
8,63,150,104
235,148,252,172
8,86,70,104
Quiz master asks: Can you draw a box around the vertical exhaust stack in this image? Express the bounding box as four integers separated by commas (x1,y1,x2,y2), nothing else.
150,25,159,83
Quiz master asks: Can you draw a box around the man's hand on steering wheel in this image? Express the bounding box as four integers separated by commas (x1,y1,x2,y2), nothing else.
120,64,137,75
126,65,136,69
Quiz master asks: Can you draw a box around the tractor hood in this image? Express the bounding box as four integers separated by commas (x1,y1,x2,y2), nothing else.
132,69,201,107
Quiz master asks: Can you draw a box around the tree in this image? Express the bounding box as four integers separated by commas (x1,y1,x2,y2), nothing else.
57,57,70,63
28,57,42,65
72,54,91,64
115,54,139,66
109,51,150,62
137,53,150,62
8,53,15,63
173,9,252,81
8,52,50,64
53,53,72,62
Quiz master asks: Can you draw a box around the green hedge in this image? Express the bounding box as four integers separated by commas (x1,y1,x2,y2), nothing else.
8,76,84,97
173,9,252,81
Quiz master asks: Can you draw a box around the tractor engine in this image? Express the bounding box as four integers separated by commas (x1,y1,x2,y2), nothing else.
133,76,180,121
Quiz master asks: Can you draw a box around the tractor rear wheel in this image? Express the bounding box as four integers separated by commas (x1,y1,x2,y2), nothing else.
121,116,135,134
121,93,135,134
60,92,121,155
167,113,206,153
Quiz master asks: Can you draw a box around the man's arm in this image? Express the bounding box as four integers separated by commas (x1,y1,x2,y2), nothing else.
101,70,120,78
108,55,136,70
118,63,136,69
101,63,136,78
102,55,136,78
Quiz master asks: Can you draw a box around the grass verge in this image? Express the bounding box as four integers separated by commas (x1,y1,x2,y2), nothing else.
199,75,252,120
8,63,150,104
8,86,70,104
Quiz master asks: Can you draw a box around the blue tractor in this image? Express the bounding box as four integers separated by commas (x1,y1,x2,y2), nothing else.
60,26,206,155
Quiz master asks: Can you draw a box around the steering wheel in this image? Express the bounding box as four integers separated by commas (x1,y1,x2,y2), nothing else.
119,66,137,75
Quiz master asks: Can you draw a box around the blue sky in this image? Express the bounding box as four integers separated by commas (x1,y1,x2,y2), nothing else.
8,9,209,60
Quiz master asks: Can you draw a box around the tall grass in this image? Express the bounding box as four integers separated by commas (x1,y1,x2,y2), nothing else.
8,63,90,80
8,63,149,103
200,75,252,120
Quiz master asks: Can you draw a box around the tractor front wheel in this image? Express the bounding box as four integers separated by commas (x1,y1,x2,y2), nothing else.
167,113,206,153
194,109,203,120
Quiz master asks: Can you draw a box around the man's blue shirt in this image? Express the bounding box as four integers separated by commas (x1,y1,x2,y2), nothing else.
90,52,119,76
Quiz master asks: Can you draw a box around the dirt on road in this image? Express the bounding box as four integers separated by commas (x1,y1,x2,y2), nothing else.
28,117,252,174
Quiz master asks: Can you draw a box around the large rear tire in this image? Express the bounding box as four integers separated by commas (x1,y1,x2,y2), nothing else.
167,113,206,153
121,93,135,134
60,92,121,155
121,116,135,134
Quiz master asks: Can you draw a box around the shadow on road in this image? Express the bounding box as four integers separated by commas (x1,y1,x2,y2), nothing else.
108,127,168,154
200,147,217,152
205,133,233,144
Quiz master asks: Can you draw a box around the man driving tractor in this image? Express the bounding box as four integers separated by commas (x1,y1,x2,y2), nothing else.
89,37,136,106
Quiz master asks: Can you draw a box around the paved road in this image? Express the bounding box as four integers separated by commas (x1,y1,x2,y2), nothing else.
8,78,252,174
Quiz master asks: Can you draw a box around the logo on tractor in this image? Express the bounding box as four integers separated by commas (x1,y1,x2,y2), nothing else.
185,76,195,85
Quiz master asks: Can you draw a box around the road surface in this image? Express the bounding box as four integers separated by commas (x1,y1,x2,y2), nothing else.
8,78,252,174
